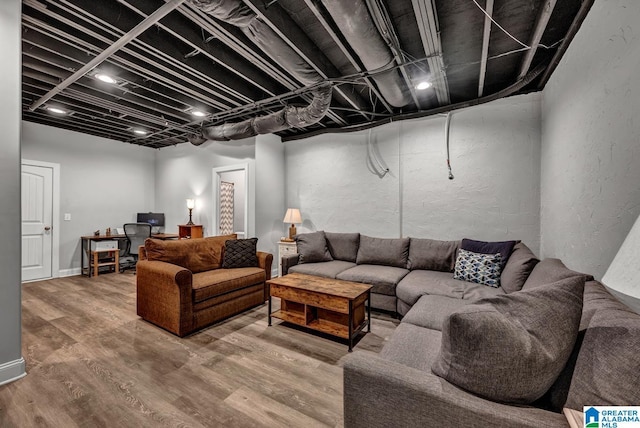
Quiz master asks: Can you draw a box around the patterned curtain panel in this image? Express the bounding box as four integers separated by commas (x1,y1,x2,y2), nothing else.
219,181,234,235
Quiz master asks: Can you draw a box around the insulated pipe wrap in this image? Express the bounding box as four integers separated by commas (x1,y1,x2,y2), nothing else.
200,84,332,141
320,0,411,108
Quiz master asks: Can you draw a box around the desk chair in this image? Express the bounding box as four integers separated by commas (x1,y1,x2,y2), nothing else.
120,223,152,273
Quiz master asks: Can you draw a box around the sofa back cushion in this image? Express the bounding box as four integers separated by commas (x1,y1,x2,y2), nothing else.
408,238,460,272
295,231,332,264
145,234,236,273
325,232,360,262
522,258,593,290
356,235,409,268
539,280,640,411
500,242,539,293
432,276,585,404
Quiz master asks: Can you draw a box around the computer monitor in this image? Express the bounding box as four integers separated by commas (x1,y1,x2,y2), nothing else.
136,212,165,227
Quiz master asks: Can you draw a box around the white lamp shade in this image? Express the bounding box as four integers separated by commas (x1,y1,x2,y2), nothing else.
283,208,302,224
186,198,195,209
602,214,640,299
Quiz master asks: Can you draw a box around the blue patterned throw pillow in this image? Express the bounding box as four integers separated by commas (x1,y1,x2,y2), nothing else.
453,248,503,287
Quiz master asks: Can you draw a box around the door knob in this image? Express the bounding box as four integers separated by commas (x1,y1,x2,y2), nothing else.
44,226,51,231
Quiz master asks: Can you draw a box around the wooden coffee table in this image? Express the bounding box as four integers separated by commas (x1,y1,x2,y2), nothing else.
267,273,372,351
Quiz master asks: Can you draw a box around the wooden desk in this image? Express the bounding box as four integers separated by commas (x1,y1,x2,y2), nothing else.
80,233,179,276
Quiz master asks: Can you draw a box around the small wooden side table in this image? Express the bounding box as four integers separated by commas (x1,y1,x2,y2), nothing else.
90,248,119,277
178,224,203,239
278,240,297,277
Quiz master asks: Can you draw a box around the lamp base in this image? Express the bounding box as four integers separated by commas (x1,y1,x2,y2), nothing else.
288,224,297,240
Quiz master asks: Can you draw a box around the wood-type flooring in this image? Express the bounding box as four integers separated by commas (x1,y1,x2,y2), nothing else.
0,273,399,427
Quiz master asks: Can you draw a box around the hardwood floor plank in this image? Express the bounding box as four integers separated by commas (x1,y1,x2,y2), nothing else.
0,273,398,427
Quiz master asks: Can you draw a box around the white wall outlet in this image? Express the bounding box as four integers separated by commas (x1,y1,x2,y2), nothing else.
64,213,71,221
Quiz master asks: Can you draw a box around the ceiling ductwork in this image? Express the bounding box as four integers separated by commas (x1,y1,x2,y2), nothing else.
320,0,412,108
191,83,332,143
187,0,410,143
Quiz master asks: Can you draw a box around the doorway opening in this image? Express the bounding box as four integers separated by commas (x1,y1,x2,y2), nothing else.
212,164,249,238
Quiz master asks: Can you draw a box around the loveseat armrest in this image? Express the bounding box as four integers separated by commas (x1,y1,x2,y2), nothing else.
281,253,300,275
136,260,193,337
343,351,568,428
257,251,274,281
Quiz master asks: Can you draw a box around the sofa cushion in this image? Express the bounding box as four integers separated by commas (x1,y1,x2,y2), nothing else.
408,238,460,272
522,258,593,290
222,238,258,268
337,265,409,296
356,235,409,268
192,267,265,303
540,280,640,411
145,234,236,273
461,238,516,269
295,231,332,264
396,270,465,306
325,232,360,262
289,260,355,279
432,276,585,404
379,323,442,372
453,249,503,287
461,281,506,301
500,242,539,293
401,295,470,331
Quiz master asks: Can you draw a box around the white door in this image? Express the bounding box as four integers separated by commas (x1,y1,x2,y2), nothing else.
22,164,53,281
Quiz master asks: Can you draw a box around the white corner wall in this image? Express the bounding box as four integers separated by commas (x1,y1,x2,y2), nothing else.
541,0,640,279
21,122,156,274
255,134,286,273
285,93,541,252
0,0,26,385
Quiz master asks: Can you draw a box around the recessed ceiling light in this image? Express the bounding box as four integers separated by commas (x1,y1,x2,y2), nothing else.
95,73,117,84
415,81,432,90
192,110,206,117
133,129,148,135
46,106,67,114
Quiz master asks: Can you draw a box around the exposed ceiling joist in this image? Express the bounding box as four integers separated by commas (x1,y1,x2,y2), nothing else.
517,0,557,79
478,0,494,97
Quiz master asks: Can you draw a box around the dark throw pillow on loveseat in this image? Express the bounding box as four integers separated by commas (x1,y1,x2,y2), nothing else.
431,275,585,404
295,231,332,264
222,238,259,268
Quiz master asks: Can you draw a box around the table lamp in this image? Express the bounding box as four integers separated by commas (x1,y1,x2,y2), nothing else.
186,199,195,225
602,213,640,314
283,208,302,241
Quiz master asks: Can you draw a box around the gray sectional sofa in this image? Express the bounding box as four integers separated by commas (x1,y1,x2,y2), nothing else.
282,231,640,427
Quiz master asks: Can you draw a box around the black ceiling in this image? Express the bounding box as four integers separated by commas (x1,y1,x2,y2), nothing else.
21,0,593,149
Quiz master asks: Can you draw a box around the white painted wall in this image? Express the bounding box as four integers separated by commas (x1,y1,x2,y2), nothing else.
541,0,640,281
21,122,156,274
154,139,256,238
0,0,26,384
285,94,541,252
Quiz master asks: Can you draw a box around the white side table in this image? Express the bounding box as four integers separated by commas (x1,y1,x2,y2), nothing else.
278,241,297,277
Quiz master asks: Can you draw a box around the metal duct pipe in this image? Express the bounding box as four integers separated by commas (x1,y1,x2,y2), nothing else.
190,83,332,143
187,0,331,141
320,0,411,108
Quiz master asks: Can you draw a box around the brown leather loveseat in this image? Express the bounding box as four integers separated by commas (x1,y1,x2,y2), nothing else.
136,234,273,337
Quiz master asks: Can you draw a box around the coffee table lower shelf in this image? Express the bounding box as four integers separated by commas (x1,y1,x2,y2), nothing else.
267,274,372,351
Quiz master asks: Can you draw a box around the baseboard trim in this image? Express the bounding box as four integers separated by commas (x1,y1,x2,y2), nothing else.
59,268,82,277
0,357,26,386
